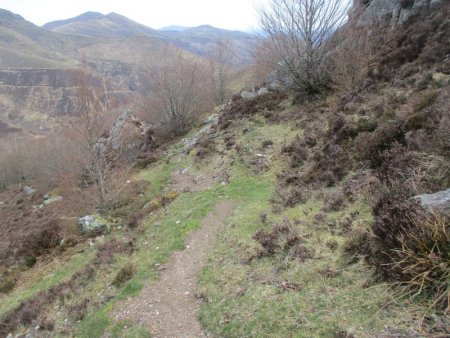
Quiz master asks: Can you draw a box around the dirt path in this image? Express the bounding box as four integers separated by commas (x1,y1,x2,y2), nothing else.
171,169,226,193
113,201,234,338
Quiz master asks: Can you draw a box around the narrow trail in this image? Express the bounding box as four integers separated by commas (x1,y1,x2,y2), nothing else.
113,200,235,338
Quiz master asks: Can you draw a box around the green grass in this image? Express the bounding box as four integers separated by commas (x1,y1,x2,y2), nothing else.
194,114,414,337
196,188,401,337
0,248,96,317
77,154,273,337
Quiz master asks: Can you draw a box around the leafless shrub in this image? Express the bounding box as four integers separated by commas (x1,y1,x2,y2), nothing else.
147,47,212,136
0,133,81,190
208,36,236,105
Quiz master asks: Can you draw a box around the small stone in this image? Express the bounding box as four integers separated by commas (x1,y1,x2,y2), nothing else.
176,220,181,224
185,291,191,295
23,186,37,194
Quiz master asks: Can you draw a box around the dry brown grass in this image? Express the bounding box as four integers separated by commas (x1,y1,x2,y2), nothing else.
390,212,449,311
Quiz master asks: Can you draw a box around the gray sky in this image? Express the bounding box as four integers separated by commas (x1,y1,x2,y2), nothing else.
1,0,268,31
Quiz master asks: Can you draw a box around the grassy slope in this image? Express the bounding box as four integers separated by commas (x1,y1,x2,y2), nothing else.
0,249,96,317
194,110,420,337
1,100,428,337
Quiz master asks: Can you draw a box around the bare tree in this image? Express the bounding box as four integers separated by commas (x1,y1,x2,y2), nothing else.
258,0,350,95
208,36,236,105
72,58,116,206
149,48,209,136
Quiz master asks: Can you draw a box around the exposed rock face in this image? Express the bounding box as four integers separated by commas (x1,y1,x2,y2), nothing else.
0,65,143,134
354,0,443,26
0,69,78,123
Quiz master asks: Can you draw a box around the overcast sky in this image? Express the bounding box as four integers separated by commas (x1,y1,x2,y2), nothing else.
1,0,267,31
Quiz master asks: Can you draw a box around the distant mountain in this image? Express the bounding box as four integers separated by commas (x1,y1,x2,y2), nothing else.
42,12,158,39
0,8,96,68
43,12,257,64
157,25,257,65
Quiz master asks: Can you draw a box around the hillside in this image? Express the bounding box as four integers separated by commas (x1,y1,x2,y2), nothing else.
0,1,449,337
43,12,158,39
44,12,257,63
0,8,256,135
0,9,95,68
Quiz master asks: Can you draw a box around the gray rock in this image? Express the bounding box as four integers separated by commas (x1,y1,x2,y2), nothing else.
23,186,37,195
357,0,444,27
241,90,257,99
43,195,63,206
257,87,269,96
203,114,218,125
268,81,282,90
430,0,443,7
79,215,110,233
414,188,450,211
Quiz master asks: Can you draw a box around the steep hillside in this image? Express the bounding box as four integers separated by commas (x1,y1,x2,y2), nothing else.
0,2,448,338
0,9,97,68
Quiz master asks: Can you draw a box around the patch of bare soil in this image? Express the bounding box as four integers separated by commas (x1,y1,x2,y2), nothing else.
113,201,235,338
172,169,227,193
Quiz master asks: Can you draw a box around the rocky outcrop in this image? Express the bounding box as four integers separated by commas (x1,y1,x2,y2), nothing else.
96,110,155,154
354,0,444,26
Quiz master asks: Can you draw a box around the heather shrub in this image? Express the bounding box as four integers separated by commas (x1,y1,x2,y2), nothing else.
252,219,314,262
354,121,405,168
113,263,135,287
349,187,450,310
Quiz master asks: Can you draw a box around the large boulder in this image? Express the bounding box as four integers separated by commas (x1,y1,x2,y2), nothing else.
79,215,110,233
